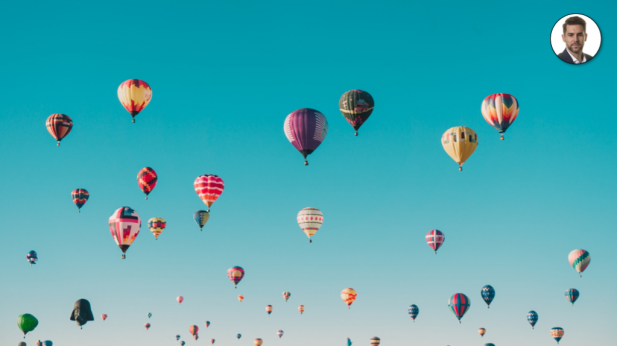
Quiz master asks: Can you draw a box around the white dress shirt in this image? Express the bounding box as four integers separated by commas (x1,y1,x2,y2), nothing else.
566,49,587,64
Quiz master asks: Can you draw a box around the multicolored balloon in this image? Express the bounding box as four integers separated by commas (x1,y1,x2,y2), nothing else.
35,341,41,346
46,114,73,146
551,327,564,344
478,328,486,337
144,323,151,331
101,314,107,321
108,207,141,259
299,305,304,314
238,295,244,302
266,305,273,315
568,249,590,277
284,108,329,165
148,217,166,240
441,126,478,171
205,321,210,328
297,208,323,243
194,175,224,212
339,90,375,136
408,304,419,322
369,337,380,346
194,335,199,341
26,251,37,267
565,289,579,306
341,288,357,309
42,342,52,346
448,293,470,323
254,339,263,346
117,79,152,123
210,339,214,344
17,314,38,338
193,210,210,231
425,230,445,254
189,325,199,338
481,285,495,308
283,291,291,302
227,266,245,288
527,311,538,329
180,342,185,346
71,189,89,213
137,167,157,200
177,296,184,304
277,330,284,338
176,335,180,341
481,93,519,140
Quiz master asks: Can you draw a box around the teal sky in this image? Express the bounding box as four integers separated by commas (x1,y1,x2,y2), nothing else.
1,1,615,345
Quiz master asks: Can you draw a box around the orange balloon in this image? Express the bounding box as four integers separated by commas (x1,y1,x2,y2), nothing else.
238,295,244,302
341,288,357,308
254,338,263,346
298,305,305,314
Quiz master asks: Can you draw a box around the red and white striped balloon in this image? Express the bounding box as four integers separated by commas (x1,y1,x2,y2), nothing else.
194,175,224,212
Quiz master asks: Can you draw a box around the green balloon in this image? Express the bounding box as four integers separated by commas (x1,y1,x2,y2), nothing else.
17,314,38,337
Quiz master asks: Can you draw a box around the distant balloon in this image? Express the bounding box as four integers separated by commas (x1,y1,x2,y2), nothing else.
35,341,41,346
425,230,445,254
341,288,357,309
441,126,478,171
193,211,210,231
71,189,89,213
210,339,215,344
101,314,107,321
180,342,185,346
227,266,245,288
298,305,305,314
17,314,38,338
108,207,141,259
408,305,419,322
277,330,284,338
177,296,184,304
26,251,37,267
448,293,470,323
46,114,73,146
484,344,495,346
205,321,210,328
237,334,241,339
42,342,52,346
117,79,152,123
370,337,380,346
137,167,158,200
148,313,152,319
144,323,151,331
238,295,244,302
189,325,199,338
568,249,590,277
347,338,352,346
481,285,495,308
527,311,538,329
481,93,519,140
176,335,180,341
551,327,564,344
565,289,579,306
478,328,486,337
18,342,26,346
254,339,263,346
70,299,94,329
148,217,166,240
297,208,323,243
339,89,375,136
194,175,224,212
284,108,329,165
266,305,273,315
283,291,291,302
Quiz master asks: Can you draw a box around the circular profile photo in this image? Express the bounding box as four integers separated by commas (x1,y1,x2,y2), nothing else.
551,14,601,65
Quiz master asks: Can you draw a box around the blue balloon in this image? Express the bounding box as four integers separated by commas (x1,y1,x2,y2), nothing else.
237,334,242,339
407,304,419,322
527,311,538,329
565,289,579,306
193,210,209,230
481,285,495,308
176,335,180,341
347,338,352,346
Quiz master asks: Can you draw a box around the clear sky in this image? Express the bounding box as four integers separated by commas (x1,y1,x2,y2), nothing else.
1,1,615,345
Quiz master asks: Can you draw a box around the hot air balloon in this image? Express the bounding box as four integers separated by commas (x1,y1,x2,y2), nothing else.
254,339,263,346
177,296,184,304
478,328,486,337
210,339,215,344
148,217,166,240
527,311,538,329
46,114,73,146
481,285,495,308
70,299,94,329
108,207,141,259
26,251,37,267
283,291,291,302
408,304,419,322
194,175,224,212
341,288,357,309
568,249,590,277
71,189,89,213
205,321,210,328
42,342,52,346
277,330,284,338
227,266,245,288
425,230,445,254
266,305,273,315
484,344,495,346
481,93,519,140
297,208,323,243
299,305,305,314
18,342,26,346
17,314,38,338
193,211,210,231
347,338,352,346
189,325,199,339
117,79,152,123
238,295,244,302
137,167,157,200
148,313,152,319
194,335,199,341
370,337,380,346
101,314,107,321
180,342,185,346
565,289,579,306
284,108,329,165
36,341,41,346
176,335,181,341
441,126,478,171
551,327,564,344
237,334,242,339
145,323,151,330
339,90,375,136
448,293,470,323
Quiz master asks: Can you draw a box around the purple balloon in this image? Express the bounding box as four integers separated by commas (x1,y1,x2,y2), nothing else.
284,108,329,165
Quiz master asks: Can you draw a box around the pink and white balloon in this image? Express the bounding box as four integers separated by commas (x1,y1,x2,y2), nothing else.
297,208,324,243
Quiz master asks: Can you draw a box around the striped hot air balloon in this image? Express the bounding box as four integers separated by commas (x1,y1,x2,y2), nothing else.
284,108,329,165
46,114,73,146
137,167,157,200
408,304,419,322
26,251,37,267
551,327,564,344
194,175,224,212
341,288,357,309
527,311,538,329
189,325,199,339
481,93,519,140
568,249,590,277
266,305,273,315
478,328,486,337
481,285,495,308
108,207,141,259
283,291,291,302
193,210,210,231
339,89,375,136
117,79,152,123
565,289,579,306
144,323,151,330
71,189,89,213
148,217,166,240
277,330,283,338
441,126,478,171
227,266,245,288
369,337,380,346
297,208,323,243
448,293,470,323
298,305,304,314
425,230,445,254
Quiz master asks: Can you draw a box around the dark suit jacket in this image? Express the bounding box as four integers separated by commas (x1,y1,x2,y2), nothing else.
557,48,594,64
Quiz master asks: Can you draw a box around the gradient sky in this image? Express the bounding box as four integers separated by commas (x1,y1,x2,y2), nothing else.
1,1,615,345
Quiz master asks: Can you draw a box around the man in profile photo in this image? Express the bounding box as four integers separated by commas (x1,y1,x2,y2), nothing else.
558,16,594,64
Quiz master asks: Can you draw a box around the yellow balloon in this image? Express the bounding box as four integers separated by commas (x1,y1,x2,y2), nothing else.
341,288,357,308
148,217,166,240
441,126,478,171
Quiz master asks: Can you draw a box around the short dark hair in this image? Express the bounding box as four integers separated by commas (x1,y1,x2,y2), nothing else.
563,16,587,33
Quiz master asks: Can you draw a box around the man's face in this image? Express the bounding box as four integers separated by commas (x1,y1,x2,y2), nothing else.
562,24,587,54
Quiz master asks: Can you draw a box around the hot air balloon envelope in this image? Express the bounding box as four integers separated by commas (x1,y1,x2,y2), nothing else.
194,175,224,211
425,230,444,254
568,249,590,277
70,299,94,328
481,285,495,308
71,189,89,212
339,89,375,135
148,217,166,239
109,207,141,259
17,314,38,337
117,79,152,122
448,293,470,323
341,288,357,308
284,108,328,165
481,93,519,139
137,167,157,199
227,266,245,288
194,210,210,230
441,126,478,170
297,208,323,242
46,114,73,145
